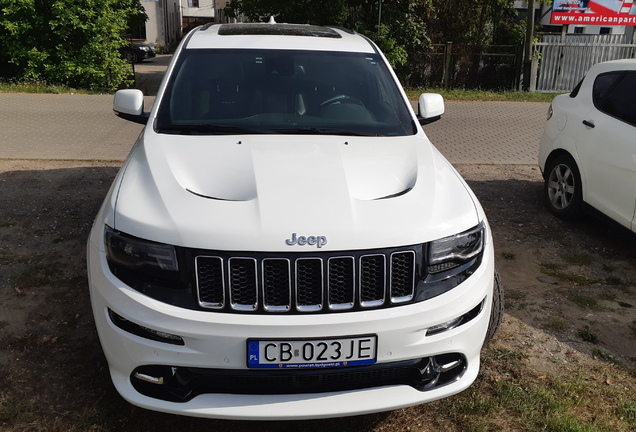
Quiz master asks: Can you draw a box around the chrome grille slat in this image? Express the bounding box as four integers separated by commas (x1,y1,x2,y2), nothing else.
390,251,416,303
262,258,291,312
229,257,258,311
195,247,418,313
296,258,323,311
328,257,355,310
196,256,225,309
360,254,386,307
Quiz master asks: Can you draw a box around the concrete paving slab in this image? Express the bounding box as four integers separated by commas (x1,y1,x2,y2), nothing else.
0,93,152,161
423,100,549,165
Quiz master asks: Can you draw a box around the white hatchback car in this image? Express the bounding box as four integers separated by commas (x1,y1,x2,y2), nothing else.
87,22,502,420
539,59,636,229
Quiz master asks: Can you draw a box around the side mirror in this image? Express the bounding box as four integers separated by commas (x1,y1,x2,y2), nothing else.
113,89,149,125
417,93,444,125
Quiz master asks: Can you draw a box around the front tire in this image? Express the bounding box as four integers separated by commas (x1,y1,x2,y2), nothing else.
544,154,582,219
484,270,504,345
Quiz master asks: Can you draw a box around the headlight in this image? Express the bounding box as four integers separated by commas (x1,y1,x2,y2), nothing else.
105,226,178,272
428,223,484,274
415,223,485,301
104,226,181,294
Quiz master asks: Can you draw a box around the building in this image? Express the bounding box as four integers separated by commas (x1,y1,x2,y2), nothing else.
141,0,182,49
139,0,244,48
182,0,216,34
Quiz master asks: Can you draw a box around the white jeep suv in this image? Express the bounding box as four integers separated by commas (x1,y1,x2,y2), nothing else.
87,22,502,420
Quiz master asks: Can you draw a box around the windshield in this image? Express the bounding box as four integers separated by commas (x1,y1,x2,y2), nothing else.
155,49,416,136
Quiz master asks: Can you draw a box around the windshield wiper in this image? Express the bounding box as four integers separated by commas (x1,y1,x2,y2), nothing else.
156,124,265,135
266,127,370,136
156,124,375,136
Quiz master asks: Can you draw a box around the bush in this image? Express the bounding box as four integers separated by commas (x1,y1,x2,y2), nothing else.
0,0,143,90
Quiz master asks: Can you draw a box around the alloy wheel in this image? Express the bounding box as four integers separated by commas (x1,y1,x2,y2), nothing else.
547,163,576,210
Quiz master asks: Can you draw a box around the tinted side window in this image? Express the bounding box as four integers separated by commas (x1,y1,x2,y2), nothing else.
594,72,636,127
592,72,621,107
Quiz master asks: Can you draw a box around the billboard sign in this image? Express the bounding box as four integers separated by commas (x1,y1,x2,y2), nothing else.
551,0,636,26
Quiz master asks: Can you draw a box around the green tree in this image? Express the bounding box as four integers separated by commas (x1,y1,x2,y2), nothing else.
0,0,144,90
224,0,432,77
426,0,521,45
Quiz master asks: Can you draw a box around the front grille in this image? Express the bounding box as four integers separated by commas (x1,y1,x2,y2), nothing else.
195,246,421,313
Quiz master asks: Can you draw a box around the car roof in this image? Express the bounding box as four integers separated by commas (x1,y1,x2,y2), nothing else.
588,58,636,76
184,22,376,53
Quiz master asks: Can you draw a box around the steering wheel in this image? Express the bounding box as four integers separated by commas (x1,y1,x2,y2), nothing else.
320,94,365,108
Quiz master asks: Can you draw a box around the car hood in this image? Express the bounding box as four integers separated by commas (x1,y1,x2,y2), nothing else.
110,132,480,251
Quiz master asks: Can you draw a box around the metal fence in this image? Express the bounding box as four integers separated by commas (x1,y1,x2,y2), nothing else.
409,43,522,90
534,34,636,92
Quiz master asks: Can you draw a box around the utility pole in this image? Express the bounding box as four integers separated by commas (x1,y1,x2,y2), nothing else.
522,0,536,91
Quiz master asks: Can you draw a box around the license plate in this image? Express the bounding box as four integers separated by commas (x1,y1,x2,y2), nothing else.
247,335,377,369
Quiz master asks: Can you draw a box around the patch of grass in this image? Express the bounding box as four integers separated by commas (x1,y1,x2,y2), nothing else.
545,317,569,332
505,290,528,310
566,291,602,310
578,326,599,344
537,231,574,248
490,378,598,432
562,273,598,286
592,349,619,364
501,251,516,260
0,394,36,427
541,263,599,286
598,291,617,302
523,372,635,432
604,276,623,286
12,261,60,290
0,253,15,266
0,79,99,94
506,290,527,301
541,262,563,272
444,385,499,416
631,321,636,339
405,88,558,102
601,263,615,273
621,401,636,424
563,253,594,266
492,348,526,360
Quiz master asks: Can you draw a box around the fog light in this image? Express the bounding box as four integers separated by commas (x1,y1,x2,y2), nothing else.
134,372,165,385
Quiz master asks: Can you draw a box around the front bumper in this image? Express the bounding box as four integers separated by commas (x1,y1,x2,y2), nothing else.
87,226,495,420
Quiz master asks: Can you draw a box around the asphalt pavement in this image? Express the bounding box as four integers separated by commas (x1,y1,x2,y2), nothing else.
0,55,549,164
